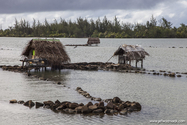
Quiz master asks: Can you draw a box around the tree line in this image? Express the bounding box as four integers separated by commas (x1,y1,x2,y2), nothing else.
0,15,187,38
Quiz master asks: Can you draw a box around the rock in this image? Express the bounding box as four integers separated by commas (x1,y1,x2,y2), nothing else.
110,109,118,114
75,106,83,113
94,98,102,101
118,104,125,110
55,100,61,104
79,103,84,106
106,102,114,109
98,101,104,107
104,99,112,103
57,82,61,85
76,87,82,91
18,100,24,104
35,102,44,108
81,106,92,114
69,103,79,109
51,103,62,110
56,104,67,110
169,73,175,77
120,109,128,115
159,70,166,72
92,109,103,113
86,95,91,98
112,97,121,103
23,100,35,108
130,102,142,111
104,109,111,114
89,105,98,110
63,108,69,113
68,109,75,114
86,102,93,107
123,101,132,107
177,75,182,77
10,99,17,103
43,101,54,107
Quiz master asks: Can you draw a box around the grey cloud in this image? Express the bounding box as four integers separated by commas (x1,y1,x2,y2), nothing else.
0,0,172,14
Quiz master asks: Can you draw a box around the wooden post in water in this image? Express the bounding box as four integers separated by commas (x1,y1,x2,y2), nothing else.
141,59,143,68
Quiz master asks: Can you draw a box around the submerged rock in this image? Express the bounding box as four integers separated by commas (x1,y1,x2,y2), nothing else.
112,97,121,103
89,105,98,110
81,106,92,114
18,100,24,104
23,100,35,108
120,109,128,115
10,99,17,103
92,109,103,113
177,75,182,77
35,102,44,108
106,102,114,109
69,103,79,109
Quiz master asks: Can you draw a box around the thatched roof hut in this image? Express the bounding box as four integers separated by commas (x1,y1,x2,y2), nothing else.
21,39,70,66
114,44,149,60
113,44,149,68
87,37,100,45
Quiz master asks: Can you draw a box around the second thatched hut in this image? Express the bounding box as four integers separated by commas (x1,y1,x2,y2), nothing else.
87,37,100,45
113,44,149,68
21,39,70,70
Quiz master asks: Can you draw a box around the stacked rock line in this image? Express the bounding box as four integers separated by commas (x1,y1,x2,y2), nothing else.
61,62,136,71
76,87,102,101
1,65,28,72
2,64,186,78
75,87,141,114
148,70,184,78
10,97,141,115
65,44,88,46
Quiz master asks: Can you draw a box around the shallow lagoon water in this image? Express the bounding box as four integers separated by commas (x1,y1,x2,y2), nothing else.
0,37,187,125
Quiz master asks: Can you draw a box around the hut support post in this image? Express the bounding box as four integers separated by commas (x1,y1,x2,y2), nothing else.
136,60,138,68
129,60,131,66
141,59,143,68
22,61,24,68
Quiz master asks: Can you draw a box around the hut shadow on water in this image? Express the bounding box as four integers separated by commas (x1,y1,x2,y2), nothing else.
28,68,71,82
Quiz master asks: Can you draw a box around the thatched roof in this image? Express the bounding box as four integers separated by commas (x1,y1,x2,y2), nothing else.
87,37,100,44
114,44,149,60
21,39,70,65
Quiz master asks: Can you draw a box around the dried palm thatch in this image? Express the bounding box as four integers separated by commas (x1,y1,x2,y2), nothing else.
87,37,100,45
21,39,70,66
114,44,149,60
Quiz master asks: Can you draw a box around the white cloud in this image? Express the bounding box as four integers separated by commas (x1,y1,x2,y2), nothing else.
0,1,187,30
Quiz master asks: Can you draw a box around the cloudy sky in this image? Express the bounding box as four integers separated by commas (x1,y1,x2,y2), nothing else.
0,0,187,29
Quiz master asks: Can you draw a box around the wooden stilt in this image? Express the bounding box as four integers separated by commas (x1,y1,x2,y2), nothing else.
136,60,138,68
141,59,143,68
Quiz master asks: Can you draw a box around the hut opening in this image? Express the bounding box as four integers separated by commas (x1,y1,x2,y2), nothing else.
113,44,149,68
21,39,70,71
87,37,100,46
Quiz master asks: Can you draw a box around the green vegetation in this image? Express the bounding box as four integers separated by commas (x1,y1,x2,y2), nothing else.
0,15,187,38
